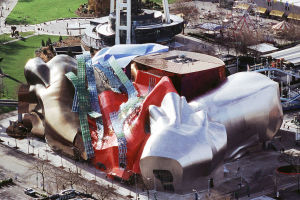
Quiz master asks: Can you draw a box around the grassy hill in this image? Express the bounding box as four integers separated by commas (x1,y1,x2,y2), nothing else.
0,35,62,99
6,0,87,25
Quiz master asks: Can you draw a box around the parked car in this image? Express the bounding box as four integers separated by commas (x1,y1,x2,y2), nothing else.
60,189,76,198
24,188,36,196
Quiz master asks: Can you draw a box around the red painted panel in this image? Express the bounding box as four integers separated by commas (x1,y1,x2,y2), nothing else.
89,76,177,179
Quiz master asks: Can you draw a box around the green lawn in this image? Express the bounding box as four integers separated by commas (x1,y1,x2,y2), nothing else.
0,34,15,44
6,0,87,25
0,35,62,99
0,32,35,44
20,31,35,37
145,0,176,5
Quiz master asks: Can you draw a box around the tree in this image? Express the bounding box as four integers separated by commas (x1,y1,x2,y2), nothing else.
282,26,300,43
233,30,262,55
46,37,52,46
67,47,73,57
63,168,81,189
42,48,47,55
79,180,97,196
48,168,65,193
11,26,16,36
202,189,228,199
14,31,19,38
49,45,54,53
94,184,115,200
173,0,199,26
41,40,45,47
32,160,50,191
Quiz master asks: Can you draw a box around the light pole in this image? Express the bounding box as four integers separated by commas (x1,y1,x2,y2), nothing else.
128,170,138,199
45,144,49,161
14,138,18,148
36,172,39,188
111,172,116,188
146,178,151,200
208,179,210,196
192,189,199,200
27,133,30,154
147,177,157,200
0,6,3,18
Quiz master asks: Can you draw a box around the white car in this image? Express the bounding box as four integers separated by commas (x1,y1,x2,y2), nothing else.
60,189,76,197
24,188,35,196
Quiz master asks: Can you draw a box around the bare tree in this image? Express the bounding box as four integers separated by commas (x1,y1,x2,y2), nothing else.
282,27,300,43
31,160,50,191
79,179,97,196
63,168,81,189
48,167,65,193
173,0,200,25
233,30,263,55
202,189,230,200
94,184,115,200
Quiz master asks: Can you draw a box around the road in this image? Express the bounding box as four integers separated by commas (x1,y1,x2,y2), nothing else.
0,143,40,200
0,112,192,199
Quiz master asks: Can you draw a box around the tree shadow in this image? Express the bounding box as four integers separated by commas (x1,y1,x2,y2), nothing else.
19,0,34,2
6,18,31,25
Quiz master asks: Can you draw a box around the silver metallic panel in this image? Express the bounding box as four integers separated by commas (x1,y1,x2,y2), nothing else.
194,72,283,159
140,93,227,191
140,72,283,191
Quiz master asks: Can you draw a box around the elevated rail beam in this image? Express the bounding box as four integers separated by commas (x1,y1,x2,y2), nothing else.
0,99,18,107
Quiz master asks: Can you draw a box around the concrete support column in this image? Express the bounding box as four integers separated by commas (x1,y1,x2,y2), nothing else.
162,0,170,23
126,0,131,44
110,0,115,14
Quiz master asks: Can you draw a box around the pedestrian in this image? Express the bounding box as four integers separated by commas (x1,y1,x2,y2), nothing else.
267,0,271,6
285,1,289,10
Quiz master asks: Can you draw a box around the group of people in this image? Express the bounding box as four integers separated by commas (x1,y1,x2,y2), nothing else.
266,0,292,11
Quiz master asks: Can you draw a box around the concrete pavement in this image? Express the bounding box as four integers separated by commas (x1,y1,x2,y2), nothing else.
0,112,199,199
0,0,94,37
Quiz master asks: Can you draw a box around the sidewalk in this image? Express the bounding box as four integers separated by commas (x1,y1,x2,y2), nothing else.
0,113,199,200
0,0,94,37
1,33,36,45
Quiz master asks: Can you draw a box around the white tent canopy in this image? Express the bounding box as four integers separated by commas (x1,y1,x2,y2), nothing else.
248,43,278,54
272,21,294,31
263,45,300,66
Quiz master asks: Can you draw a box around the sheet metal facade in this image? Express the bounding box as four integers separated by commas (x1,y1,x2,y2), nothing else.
264,45,300,66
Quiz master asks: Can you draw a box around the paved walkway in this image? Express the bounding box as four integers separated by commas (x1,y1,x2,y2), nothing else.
1,33,36,45
0,0,94,37
0,0,18,28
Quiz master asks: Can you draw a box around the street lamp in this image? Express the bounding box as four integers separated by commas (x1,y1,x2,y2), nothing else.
192,189,199,200
0,6,3,18
128,170,138,200
110,172,116,188
147,177,157,200
45,144,49,161
27,133,30,154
